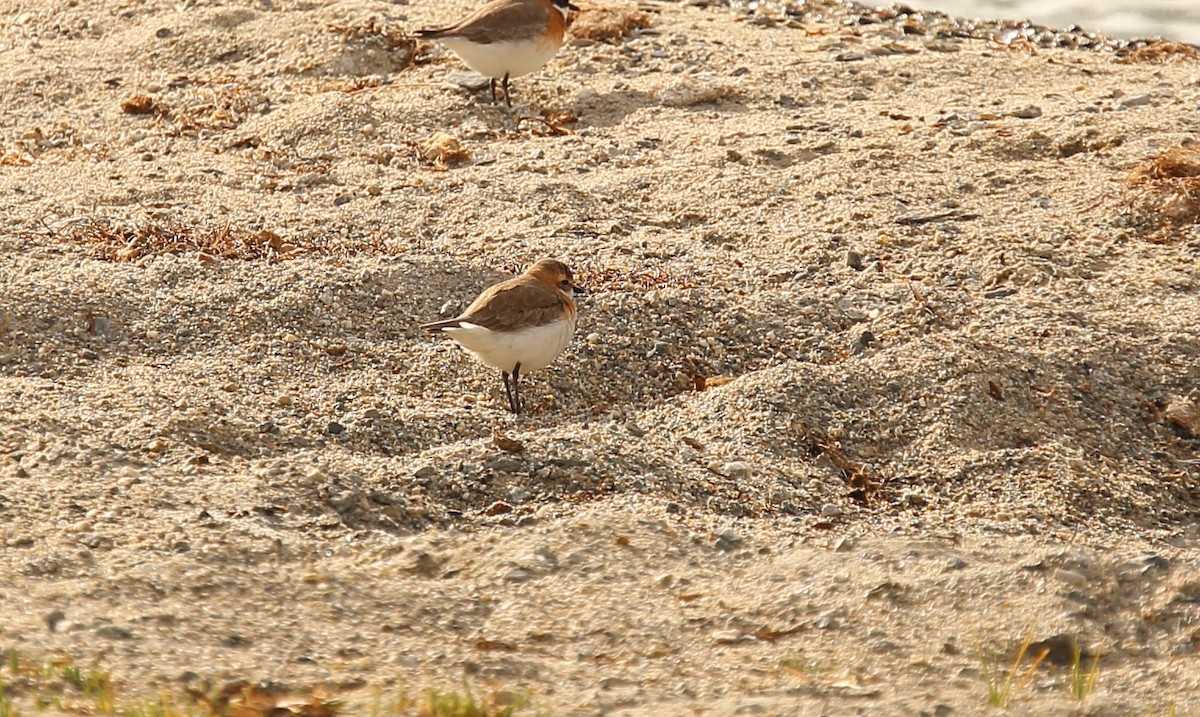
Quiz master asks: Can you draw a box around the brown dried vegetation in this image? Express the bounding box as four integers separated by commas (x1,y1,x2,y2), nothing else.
120,93,166,115
44,217,390,262
569,3,653,43
1117,40,1200,64
416,132,471,170
1122,146,1200,237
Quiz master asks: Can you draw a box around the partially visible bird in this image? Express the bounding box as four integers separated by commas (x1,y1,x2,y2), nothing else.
416,0,580,107
422,259,585,414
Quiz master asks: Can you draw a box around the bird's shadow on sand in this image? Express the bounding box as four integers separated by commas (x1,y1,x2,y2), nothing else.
457,85,752,132
575,88,752,130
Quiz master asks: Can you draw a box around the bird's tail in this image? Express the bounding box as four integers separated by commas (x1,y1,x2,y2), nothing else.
414,28,449,39
420,319,463,332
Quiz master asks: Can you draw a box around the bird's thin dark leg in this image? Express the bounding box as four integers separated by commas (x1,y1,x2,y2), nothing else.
502,371,516,413
512,362,522,414
502,73,512,108
490,78,498,105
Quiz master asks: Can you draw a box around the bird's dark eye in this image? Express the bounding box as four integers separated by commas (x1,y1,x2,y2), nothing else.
559,279,571,288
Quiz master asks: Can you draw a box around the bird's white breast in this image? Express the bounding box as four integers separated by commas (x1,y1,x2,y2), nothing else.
439,37,562,80
443,318,575,373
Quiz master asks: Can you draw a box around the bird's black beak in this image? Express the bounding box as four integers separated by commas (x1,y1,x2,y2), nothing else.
567,1,581,11
573,284,587,296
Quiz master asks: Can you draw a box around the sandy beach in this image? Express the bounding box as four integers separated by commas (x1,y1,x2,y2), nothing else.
2,0,1199,714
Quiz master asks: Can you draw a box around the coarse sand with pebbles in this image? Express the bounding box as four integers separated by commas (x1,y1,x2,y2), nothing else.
1,0,1199,714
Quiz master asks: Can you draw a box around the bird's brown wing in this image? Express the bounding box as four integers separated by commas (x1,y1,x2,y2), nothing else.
420,0,551,44
457,276,568,332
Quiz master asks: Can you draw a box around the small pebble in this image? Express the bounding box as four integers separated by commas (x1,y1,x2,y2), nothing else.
721,461,751,479
845,250,865,271
1011,105,1042,119
95,625,134,640
1119,94,1152,109
713,530,742,552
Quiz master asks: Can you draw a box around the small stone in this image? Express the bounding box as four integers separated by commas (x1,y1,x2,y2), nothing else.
414,465,436,479
504,567,533,583
90,316,114,337
333,194,352,207
45,610,67,632
835,51,866,62
483,501,512,516
81,348,99,361
447,71,490,91
326,422,345,435
721,461,751,479
1011,105,1042,119
408,552,442,578
486,457,524,473
1119,94,1152,109
95,625,134,640
983,287,1018,300
1140,554,1170,572
155,27,172,39
924,40,960,52
851,330,876,353
845,250,865,271
1164,397,1200,438
713,530,742,552
506,487,530,503
1055,569,1088,588
820,503,841,517
945,556,968,570
712,630,742,644
275,394,293,407
77,533,111,549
